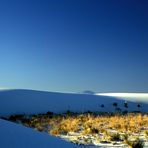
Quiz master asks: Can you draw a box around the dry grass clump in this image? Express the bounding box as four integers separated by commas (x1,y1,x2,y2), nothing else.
58,117,80,133
145,130,148,138
10,112,148,136
107,132,121,141
6,112,148,146
107,114,147,134
49,127,60,136
125,138,144,148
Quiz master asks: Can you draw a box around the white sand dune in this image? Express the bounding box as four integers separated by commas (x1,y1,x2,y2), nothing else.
0,89,148,148
0,89,148,116
0,119,78,148
97,93,148,103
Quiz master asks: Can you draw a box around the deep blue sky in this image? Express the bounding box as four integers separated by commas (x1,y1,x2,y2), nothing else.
0,0,148,92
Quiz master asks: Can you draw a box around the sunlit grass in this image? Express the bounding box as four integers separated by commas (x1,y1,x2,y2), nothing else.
6,112,148,147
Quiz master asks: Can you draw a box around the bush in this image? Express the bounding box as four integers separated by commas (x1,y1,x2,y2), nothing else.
126,138,144,148
124,102,128,108
108,132,121,141
46,111,54,118
90,128,99,134
49,127,60,136
145,130,148,138
113,102,118,107
9,114,25,122
101,104,104,108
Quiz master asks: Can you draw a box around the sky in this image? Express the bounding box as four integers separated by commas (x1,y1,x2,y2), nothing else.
0,0,148,93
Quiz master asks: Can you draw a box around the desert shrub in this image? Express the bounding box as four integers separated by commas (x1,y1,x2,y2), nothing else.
64,110,77,116
107,132,121,141
55,117,80,134
46,111,54,118
124,102,128,108
126,138,144,148
122,133,129,142
49,127,60,136
9,114,25,122
90,128,99,134
21,118,31,126
101,104,104,108
123,110,128,114
113,102,118,107
85,110,92,114
115,107,122,112
145,130,148,138
9,116,17,121
0,116,8,120
36,125,45,132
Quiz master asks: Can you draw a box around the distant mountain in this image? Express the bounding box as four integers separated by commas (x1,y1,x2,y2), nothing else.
82,90,95,94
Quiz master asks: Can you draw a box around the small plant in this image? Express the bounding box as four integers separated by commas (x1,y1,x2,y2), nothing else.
113,102,118,112
113,102,118,107
124,101,128,108
101,104,104,108
108,132,121,141
49,127,60,136
65,110,76,116
9,114,25,122
122,133,129,142
123,110,128,114
90,128,99,134
36,125,44,132
46,111,54,118
125,138,144,148
115,107,122,112
145,130,148,138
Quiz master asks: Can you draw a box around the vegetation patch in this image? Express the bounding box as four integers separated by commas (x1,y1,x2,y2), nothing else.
2,112,148,147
